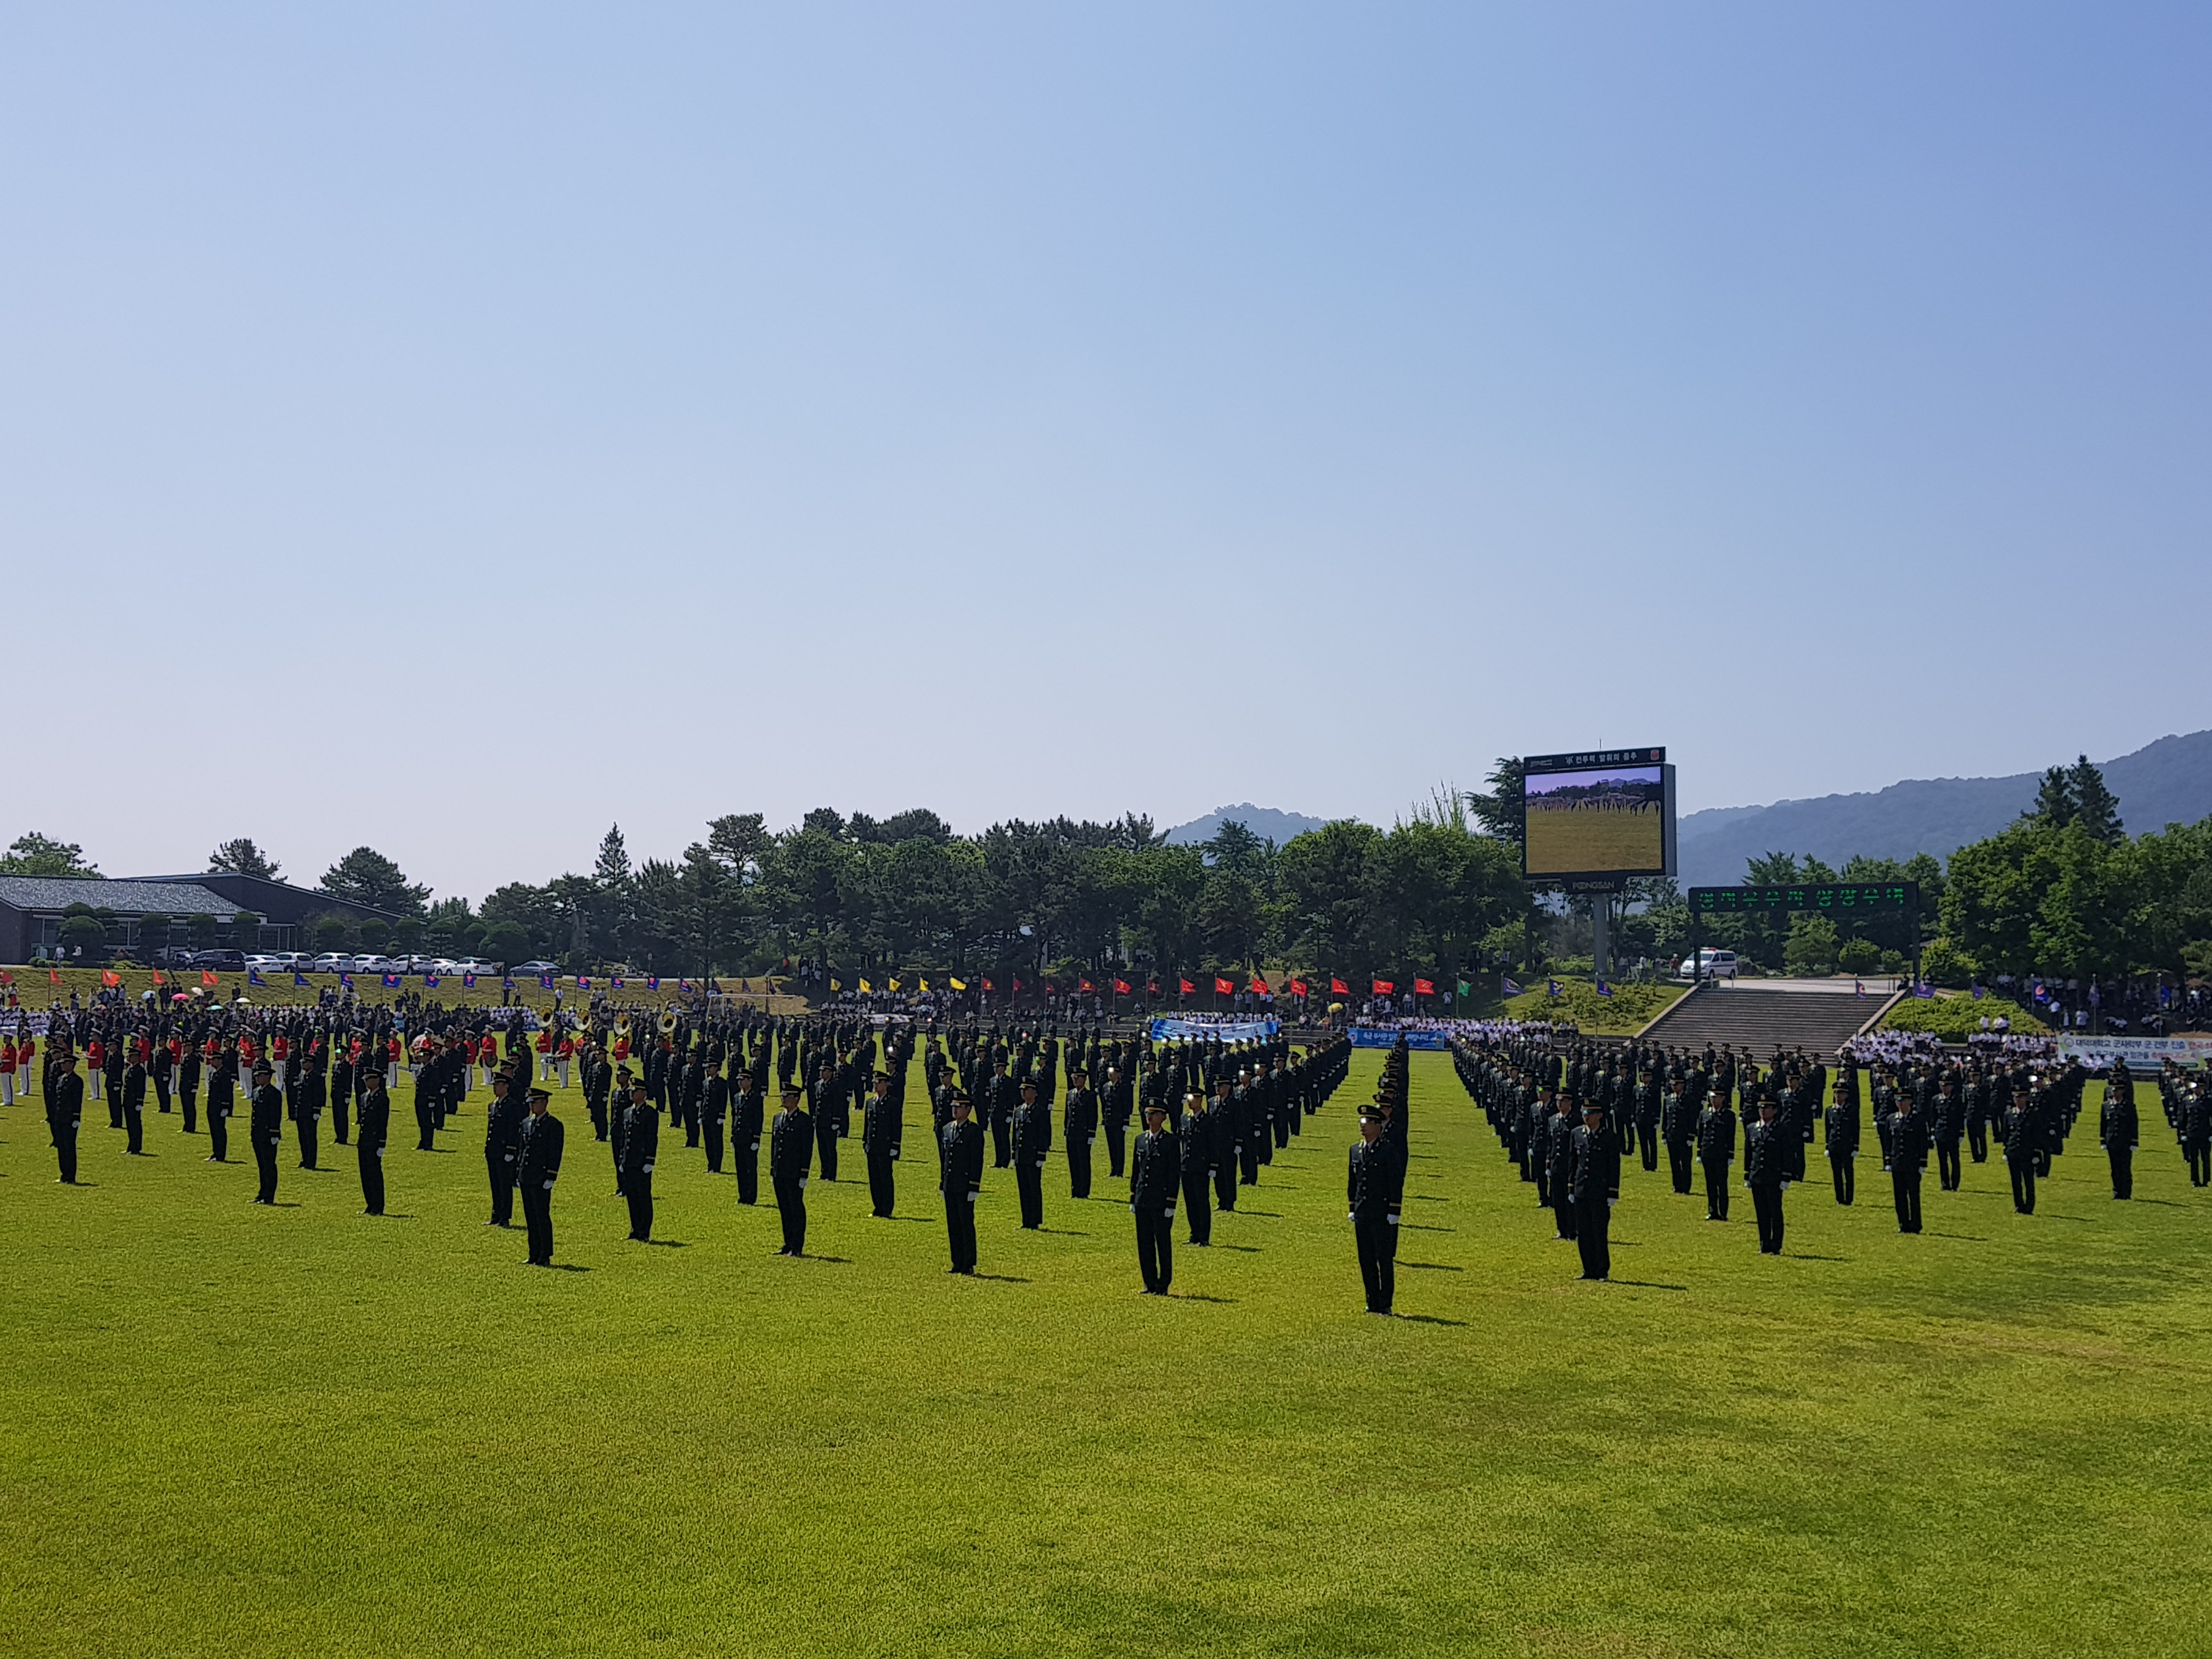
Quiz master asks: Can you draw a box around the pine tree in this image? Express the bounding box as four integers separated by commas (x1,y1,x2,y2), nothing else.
2067,755,2124,845
2030,765,2077,830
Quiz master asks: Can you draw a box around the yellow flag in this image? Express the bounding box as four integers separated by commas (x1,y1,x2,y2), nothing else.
917,977,929,992
888,978,901,992
859,978,872,994
830,978,842,992
949,977,967,991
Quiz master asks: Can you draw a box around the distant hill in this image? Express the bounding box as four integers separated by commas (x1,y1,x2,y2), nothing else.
1163,804,1333,848
1677,729,2212,887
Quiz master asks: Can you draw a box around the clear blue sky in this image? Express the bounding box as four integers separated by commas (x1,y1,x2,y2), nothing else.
5,3,2208,901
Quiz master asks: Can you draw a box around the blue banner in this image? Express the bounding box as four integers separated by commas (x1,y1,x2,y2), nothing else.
1149,1018,1279,1042
1351,1025,1451,1049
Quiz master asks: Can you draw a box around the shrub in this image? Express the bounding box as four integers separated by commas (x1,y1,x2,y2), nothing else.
1920,937,1979,989
1881,994,2046,1039
1837,936,1881,974
1784,915,1840,976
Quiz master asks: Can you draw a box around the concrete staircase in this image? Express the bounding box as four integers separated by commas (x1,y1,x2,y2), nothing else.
1637,983,1899,1057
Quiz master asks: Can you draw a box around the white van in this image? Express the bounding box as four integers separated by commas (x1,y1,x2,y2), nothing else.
1678,949,1740,980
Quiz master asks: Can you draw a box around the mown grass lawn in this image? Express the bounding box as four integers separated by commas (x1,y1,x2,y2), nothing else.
3,1048,2206,1657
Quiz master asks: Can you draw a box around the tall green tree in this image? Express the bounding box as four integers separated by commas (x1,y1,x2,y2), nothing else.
319,847,428,916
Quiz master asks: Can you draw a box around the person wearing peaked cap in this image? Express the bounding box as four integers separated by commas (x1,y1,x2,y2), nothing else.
249,1060,284,1205
2003,1082,2039,1215
1012,1075,1051,1229
940,1090,985,1273
770,1082,814,1256
1180,1091,1215,1247
862,1064,903,1219
731,1068,764,1206
1128,1099,1178,1294
620,1077,659,1243
1063,1064,1097,1201
1571,1100,1620,1281
700,1051,729,1176
46,1051,83,1185
517,1086,565,1265
1348,1104,1402,1314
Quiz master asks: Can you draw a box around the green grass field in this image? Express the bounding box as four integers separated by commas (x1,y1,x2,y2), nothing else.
5,1049,2210,1657
1522,809,1666,878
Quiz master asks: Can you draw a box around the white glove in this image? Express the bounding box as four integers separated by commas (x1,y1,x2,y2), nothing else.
1607,1198,1617,1207
1347,1210,1356,1221
542,1178,553,1189
798,1177,808,1189
642,1163,654,1174
1386,1213,1400,1226
889,1149,898,1160
749,1141,759,1151
967,1190,979,1203
1164,1206,1175,1217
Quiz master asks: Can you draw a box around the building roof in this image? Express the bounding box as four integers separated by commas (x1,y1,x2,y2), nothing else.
0,877,238,917
129,871,407,922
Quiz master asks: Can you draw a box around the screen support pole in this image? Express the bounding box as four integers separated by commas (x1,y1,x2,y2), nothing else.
1592,895,1609,986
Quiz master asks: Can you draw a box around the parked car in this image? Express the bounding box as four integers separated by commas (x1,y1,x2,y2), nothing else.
243,955,286,974
193,949,247,972
263,951,308,972
1677,949,1740,980
352,955,394,973
512,960,560,977
392,954,445,974
308,953,355,974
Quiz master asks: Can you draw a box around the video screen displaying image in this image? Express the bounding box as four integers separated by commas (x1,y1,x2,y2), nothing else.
1522,764,1668,877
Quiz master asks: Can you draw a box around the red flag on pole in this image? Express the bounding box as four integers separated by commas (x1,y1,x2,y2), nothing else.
1330,977,1348,995
1290,978,1308,996
201,970,220,987
1179,978,1195,995
1414,978,1435,996
982,978,995,991
1079,978,1093,992
1249,976,1268,994
48,967,63,986
1372,979,1395,996
1213,976,1234,996
1113,978,1131,994
101,969,122,988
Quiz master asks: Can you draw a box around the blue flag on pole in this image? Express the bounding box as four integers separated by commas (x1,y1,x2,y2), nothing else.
340,973,354,989
1502,977,1523,996
1594,980,1612,997
1912,981,1934,999
293,972,310,987
648,977,661,992
611,975,625,990
247,968,265,986
425,974,439,988
538,974,554,990
502,976,515,990
462,973,477,988
382,974,401,989
1547,979,1562,997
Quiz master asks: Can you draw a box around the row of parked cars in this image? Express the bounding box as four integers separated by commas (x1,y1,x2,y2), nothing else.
242,951,533,977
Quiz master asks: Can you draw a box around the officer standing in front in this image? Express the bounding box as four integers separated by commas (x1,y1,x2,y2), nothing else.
1571,1098,1621,1281
1013,1076,1052,1229
770,1082,814,1256
940,1089,984,1273
356,1066,390,1216
1129,1099,1178,1294
1348,1104,1402,1314
1824,1079,1858,1205
47,1051,84,1184
1744,1095,1788,1254
1889,1089,1927,1233
732,1065,764,1206
1697,1080,1737,1221
861,1068,902,1218
484,1073,526,1227
249,1059,284,1205
517,1085,565,1265
2101,1062,2138,1199
620,1077,659,1242
1063,1065,1098,1200
1179,1091,1215,1246
2004,1082,2040,1214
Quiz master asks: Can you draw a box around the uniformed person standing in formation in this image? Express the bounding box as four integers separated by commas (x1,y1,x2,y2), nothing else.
1571,1098,1620,1281
1063,1065,1097,1200
48,1051,84,1184
1887,1090,1927,1234
206,1044,233,1162
1825,1076,1859,1205
1347,1103,1402,1314
1128,1099,1178,1294
249,1059,284,1205
517,1086,565,1266
356,1067,390,1216
484,1074,526,1227
770,1082,812,1256
1012,1076,1052,1229
1744,1096,1787,1255
1100,1063,1132,1180
732,1065,763,1206
2101,1061,2138,1199
1697,1084,1736,1221
120,1042,147,1155
1179,1091,1215,1246
940,1090,984,1273
620,1077,659,1242
2004,1082,2039,1214
861,1068,902,1218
